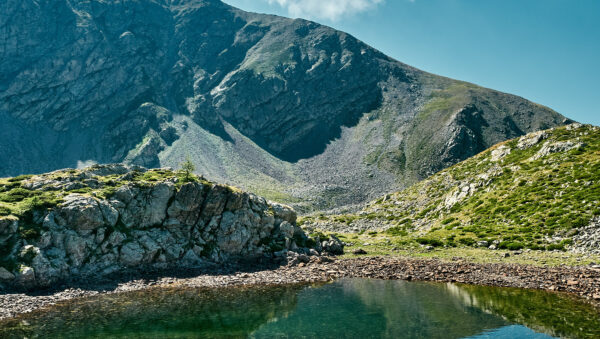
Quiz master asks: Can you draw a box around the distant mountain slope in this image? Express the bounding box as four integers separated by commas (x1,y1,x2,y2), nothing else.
0,0,567,211
306,124,600,252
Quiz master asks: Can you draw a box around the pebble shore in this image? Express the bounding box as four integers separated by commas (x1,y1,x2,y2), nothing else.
2,256,599,320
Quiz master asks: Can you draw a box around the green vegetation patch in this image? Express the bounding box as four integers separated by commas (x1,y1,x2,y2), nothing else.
315,125,600,253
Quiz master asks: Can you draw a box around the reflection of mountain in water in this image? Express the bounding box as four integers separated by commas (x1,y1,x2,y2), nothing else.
252,279,508,338
1,279,597,338
454,284,600,339
0,285,303,338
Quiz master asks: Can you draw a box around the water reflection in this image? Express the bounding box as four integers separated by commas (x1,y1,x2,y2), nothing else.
0,285,303,338
252,279,509,338
0,279,598,338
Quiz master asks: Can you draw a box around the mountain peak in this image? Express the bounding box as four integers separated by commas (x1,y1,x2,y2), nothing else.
0,0,565,211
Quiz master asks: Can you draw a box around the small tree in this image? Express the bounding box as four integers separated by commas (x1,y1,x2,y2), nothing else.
180,156,196,182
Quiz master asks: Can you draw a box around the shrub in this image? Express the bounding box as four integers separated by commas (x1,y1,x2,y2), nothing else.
441,217,456,225
458,237,476,246
0,188,34,203
0,206,12,216
7,175,33,182
498,241,524,251
546,243,565,251
386,226,408,236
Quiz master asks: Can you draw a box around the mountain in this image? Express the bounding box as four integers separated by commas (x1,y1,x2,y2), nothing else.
304,123,600,253
0,0,567,212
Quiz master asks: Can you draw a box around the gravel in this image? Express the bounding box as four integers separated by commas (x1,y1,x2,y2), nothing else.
2,256,599,320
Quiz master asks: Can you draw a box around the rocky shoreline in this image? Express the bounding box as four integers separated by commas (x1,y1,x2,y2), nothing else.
1,256,600,320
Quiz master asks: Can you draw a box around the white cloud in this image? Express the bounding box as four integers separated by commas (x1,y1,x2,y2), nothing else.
266,0,384,21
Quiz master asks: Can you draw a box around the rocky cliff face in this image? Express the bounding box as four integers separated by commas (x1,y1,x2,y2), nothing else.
0,164,326,290
0,0,567,211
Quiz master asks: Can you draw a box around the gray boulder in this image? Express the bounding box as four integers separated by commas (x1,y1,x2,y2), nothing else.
0,267,15,281
56,195,108,231
120,242,145,267
322,235,345,255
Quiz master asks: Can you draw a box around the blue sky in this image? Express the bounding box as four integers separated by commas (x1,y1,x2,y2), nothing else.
224,0,599,126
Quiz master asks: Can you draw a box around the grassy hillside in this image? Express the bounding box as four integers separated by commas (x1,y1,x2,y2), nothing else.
304,124,600,252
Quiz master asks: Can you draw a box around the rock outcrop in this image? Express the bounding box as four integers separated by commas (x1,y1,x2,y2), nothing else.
0,165,323,290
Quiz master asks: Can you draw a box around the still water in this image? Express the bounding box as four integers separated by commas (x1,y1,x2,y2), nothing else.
1,278,599,338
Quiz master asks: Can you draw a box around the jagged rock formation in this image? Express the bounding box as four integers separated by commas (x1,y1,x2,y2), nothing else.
0,164,323,290
305,124,600,253
0,0,567,211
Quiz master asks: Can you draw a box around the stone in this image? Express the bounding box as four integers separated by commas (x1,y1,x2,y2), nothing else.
323,236,344,255
120,242,145,267
56,194,107,231
353,249,368,255
517,130,547,150
297,254,310,264
31,253,60,287
271,203,297,225
274,250,287,258
0,216,18,236
15,266,36,286
0,267,15,281
167,182,207,224
107,231,126,247
279,221,295,239
138,235,161,263
182,250,204,266
65,235,88,267
477,241,489,248
491,145,511,161
530,141,584,161
163,242,186,261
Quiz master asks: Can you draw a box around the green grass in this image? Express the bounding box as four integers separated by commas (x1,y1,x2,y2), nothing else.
0,168,215,221
331,231,600,267
308,124,600,254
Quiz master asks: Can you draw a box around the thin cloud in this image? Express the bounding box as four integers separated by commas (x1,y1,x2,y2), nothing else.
266,0,385,21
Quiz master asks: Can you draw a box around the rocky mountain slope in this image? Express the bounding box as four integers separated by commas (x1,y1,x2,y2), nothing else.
305,124,600,253
1,0,567,211
0,164,338,290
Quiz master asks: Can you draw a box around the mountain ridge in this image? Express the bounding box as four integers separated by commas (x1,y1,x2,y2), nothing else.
0,0,567,211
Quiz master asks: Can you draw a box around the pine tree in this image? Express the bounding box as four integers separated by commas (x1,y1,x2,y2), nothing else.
180,156,195,182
